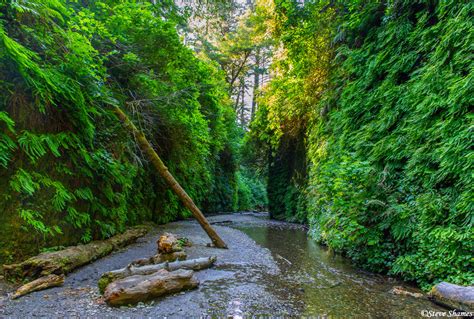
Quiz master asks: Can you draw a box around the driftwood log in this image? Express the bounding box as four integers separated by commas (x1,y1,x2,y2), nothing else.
103,269,198,306
98,256,216,294
3,226,149,280
131,251,187,267
12,274,65,299
429,282,474,311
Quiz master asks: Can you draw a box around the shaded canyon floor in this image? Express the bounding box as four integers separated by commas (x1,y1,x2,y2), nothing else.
0,213,445,318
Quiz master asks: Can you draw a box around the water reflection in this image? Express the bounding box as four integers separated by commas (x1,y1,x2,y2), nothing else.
236,224,445,318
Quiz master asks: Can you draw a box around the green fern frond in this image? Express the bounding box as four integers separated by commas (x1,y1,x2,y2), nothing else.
33,173,76,211
0,112,17,167
19,209,50,234
0,133,17,168
10,169,40,195
10,0,67,24
0,111,16,133
51,186,74,211
18,131,47,163
74,187,94,201
17,131,72,163
66,207,91,228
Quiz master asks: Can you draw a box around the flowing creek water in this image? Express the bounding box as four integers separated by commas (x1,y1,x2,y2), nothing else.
233,217,445,317
0,213,446,318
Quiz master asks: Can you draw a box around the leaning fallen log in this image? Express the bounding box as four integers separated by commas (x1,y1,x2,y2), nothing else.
98,256,216,294
103,269,198,306
113,106,227,248
3,226,149,281
429,282,474,311
12,274,65,299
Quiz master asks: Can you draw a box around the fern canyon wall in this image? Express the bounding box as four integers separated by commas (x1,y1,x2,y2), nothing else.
1,0,472,291
248,0,473,289
0,1,268,263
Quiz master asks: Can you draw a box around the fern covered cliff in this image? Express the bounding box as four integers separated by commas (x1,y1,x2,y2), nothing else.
250,0,473,288
0,1,265,263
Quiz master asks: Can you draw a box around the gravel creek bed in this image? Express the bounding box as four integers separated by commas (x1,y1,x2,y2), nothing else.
0,213,446,318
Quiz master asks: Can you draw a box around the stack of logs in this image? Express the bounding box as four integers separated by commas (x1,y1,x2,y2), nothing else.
100,233,216,306
4,226,150,299
4,231,216,306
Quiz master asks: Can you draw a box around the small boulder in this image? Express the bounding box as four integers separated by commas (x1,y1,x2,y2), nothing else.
157,233,188,254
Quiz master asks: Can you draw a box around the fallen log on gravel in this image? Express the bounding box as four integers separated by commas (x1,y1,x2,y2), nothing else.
98,256,216,294
429,282,474,311
12,274,65,299
3,226,149,281
131,251,187,267
103,269,198,306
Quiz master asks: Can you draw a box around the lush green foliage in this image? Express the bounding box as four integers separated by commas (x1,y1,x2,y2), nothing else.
251,0,473,288
235,167,268,211
2,0,471,290
249,0,334,223
0,0,264,262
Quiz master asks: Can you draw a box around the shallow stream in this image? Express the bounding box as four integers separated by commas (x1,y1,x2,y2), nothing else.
234,216,443,317
0,213,445,318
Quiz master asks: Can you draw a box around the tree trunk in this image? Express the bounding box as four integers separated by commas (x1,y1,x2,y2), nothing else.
251,48,260,121
103,269,198,306
3,226,149,280
113,106,227,249
430,282,474,311
98,256,216,294
228,51,251,91
239,78,246,128
234,84,242,111
131,251,187,267
12,274,65,299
